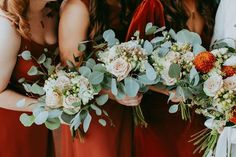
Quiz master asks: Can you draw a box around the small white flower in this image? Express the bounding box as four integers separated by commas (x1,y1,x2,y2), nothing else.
160,62,177,86
107,57,132,81
182,51,194,62
165,51,180,63
45,91,63,108
224,75,236,91
203,73,223,97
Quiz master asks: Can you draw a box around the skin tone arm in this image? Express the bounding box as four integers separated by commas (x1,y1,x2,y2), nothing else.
0,17,36,112
59,0,142,106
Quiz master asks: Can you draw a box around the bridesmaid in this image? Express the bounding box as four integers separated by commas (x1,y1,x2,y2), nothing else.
0,0,58,157
133,0,218,157
59,0,143,157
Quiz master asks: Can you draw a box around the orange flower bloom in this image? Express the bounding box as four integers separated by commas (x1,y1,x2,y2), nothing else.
194,51,216,73
230,117,236,124
222,66,236,78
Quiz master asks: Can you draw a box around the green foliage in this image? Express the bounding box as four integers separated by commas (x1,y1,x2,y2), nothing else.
169,104,179,113
27,66,38,76
96,94,109,106
20,113,35,127
21,51,32,60
45,118,60,130
37,54,46,64
89,71,104,85
83,112,92,133
124,77,140,97
168,63,181,79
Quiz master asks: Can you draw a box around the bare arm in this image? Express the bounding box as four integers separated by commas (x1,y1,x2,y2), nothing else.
59,0,90,65
0,17,36,112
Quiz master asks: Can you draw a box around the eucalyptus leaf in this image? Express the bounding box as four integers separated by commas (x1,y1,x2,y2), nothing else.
193,44,206,55
143,40,153,55
18,77,25,83
169,104,179,113
61,112,74,124
92,64,106,73
98,119,107,126
31,83,45,95
43,58,52,69
37,54,46,64
21,51,31,60
96,94,109,106
45,118,61,130
86,58,96,69
83,112,92,133
158,47,169,57
89,71,104,85
111,78,118,95
103,29,116,41
169,29,177,40
27,66,38,76
20,113,35,127
48,110,62,119
144,62,157,81
190,67,200,86
168,63,181,79
78,43,86,52
16,99,26,108
145,23,153,33
34,111,49,125
91,104,102,116
124,77,140,97
151,37,165,44
79,66,91,77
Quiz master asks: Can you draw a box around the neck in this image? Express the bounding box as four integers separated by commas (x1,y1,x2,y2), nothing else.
183,0,197,13
28,0,48,15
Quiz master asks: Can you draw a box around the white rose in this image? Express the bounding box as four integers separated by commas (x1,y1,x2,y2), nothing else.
55,75,71,91
107,58,132,81
63,95,81,110
43,79,56,92
165,51,180,63
203,73,223,97
211,48,228,57
182,51,194,62
45,91,63,108
224,75,236,91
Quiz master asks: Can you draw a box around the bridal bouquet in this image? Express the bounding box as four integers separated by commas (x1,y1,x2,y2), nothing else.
97,29,158,127
17,50,109,136
150,29,205,120
190,47,236,157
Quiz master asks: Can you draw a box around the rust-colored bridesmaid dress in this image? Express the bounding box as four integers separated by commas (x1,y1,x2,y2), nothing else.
0,37,57,157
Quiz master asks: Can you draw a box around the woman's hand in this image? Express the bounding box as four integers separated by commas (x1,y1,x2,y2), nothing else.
100,89,143,106
115,94,143,106
149,86,182,103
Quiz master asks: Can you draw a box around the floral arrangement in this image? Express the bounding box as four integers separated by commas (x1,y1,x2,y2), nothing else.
17,50,109,137
149,28,206,120
190,46,236,156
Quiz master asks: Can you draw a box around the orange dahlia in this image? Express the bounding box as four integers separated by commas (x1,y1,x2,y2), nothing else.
222,66,236,78
193,51,216,73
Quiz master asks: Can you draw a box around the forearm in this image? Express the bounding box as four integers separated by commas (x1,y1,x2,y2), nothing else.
149,86,169,95
0,89,37,112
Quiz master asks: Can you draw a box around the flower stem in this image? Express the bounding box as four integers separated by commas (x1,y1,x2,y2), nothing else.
133,105,147,127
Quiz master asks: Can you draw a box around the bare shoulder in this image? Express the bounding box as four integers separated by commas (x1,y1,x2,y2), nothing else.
60,0,89,19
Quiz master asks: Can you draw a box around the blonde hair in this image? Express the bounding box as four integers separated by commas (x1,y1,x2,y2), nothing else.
0,0,30,39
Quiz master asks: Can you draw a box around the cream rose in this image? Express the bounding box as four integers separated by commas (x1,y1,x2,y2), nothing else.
107,58,132,81
165,51,180,63
182,51,194,62
63,95,81,110
224,75,236,91
160,62,177,86
45,91,63,108
55,75,71,91
203,73,223,97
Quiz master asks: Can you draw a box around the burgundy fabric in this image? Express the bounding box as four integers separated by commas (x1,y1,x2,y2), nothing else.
0,38,57,157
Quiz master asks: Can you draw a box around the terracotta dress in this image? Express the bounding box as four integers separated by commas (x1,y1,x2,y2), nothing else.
0,31,57,157
60,1,133,157
127,1,213,157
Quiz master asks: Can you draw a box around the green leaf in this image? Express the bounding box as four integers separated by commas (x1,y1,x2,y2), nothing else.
31,83,45,95
96,94,108,106
60,112,74,124
138,75,157,85
93,84,102,93
169,105,179,113
151,37,165,44
124,77,140,97
78,43,86,52
145,23,153,33
176,29,202,45
143,40,153,55
193,44,206,55
48,110,62,119
144,62,157,81
111,78,118,96
22,83,32,92
145,23,158,35
83,112,92,133
98,119,107,126
16,99,26,108
48,66,55,75
20,113,35,127
86,58,96,69
169,29,177,40
92,64,106,73
27,66,38,76
91,104,102,116
37,54,46,64
116,83,126,100
103,29,116,41
21,51,32,60
18,77,25,83
34,111,49,125
43,58,52,69
158,47,169,57
190,67,200,86
79,66,91,77
45,118,61,130
168,63,181,79
89,71,104,85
